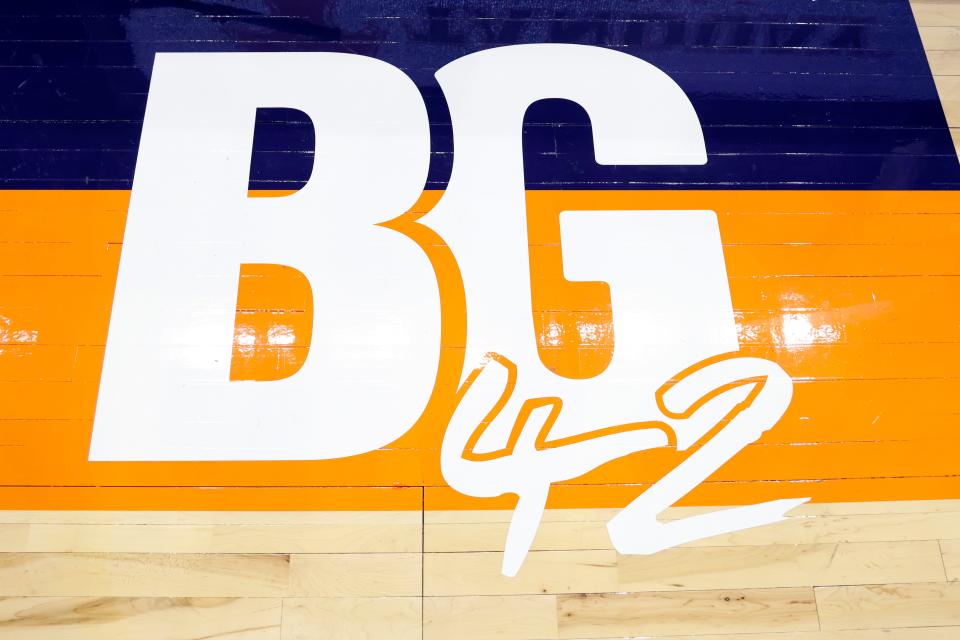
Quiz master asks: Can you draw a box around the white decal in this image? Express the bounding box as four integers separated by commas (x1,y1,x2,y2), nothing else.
90,53,440,460
428,45,807,575
90,46,808,576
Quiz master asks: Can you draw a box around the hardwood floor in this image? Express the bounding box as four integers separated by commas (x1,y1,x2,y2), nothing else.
0,1,956,638
916,0,960,155
0,500,957,638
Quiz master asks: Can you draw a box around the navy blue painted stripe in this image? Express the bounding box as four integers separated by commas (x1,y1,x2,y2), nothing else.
0,0,956,190
0,0,928,23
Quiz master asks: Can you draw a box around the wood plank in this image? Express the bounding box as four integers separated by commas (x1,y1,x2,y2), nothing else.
426,519,609,553
207,523,421,554
817,582,960,630
919,26,960,50
564,628,960,640
281,597,421,640
424,550,616,596
11,507,949,556
0,502,953,637
617,541,945,592
0,553,290,597
426,542,943,596
426,510,960,552
946,103,960,129
940,539,960,581
926,50,960,75
788,500,960,515
688,511,960,547
0,499,952,526
0,596,281,640
425,500,960,523
21,524,218,554
0,524,28,549
556,587,818,638
72,524,416,553
934,76,960,127
0,517,422,554
424,595,558,640
288,553,421,597
913,0,960,28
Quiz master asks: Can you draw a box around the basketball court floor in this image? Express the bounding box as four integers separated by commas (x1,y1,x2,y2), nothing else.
0,0,958,638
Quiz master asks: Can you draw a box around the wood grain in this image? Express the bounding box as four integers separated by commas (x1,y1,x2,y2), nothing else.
0,513,422,553
941,539,960,581
556,588,819,638
281,597,421,640
563,630,960,640
424,550,616,596
913,0,960,27
0,597,282,640
0,502,946,636
615,541,946,592
816,582,960,631
0,553,291,598
424,595,559,640
287,553,421,597
425,541,945,596
916,0,960,156
425,509,960,552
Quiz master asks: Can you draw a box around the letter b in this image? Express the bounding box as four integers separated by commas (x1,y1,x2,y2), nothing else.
90,53,439,460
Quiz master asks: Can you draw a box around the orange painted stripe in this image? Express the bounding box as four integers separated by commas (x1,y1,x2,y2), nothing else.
0,486,422,511
0,189,957,510
4,277,959,346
